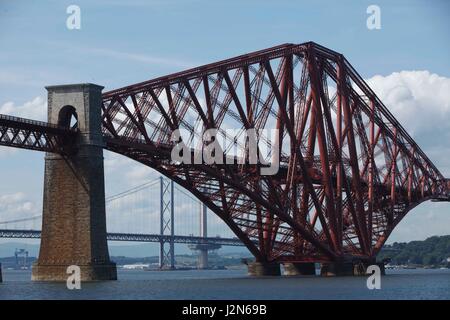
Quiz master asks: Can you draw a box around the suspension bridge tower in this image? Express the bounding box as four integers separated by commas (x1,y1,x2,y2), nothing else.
188,203,221,269
159,177,175,269
15,249,29,270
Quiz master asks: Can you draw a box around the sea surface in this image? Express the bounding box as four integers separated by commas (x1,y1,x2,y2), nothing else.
0,267,449,300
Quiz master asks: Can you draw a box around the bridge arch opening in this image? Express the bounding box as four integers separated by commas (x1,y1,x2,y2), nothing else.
57,105,78,129
382,199,450,246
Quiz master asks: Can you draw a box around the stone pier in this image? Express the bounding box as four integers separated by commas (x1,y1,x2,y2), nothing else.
283,262,316,276
320,261,385,277
247,262,281,276
32,84,117,281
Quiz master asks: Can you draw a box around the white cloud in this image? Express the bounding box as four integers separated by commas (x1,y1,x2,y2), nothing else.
125,165,159,184
0,192,40,229
0,96,46,121
366,70,450,138
365,70,450,176
104,151,159,191
365,70,450,242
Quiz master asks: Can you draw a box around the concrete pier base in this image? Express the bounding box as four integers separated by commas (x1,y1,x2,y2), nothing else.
283,263,316,276
198,249,208,269
321,261,386,276
247,262,281,276
32,263,117,282
320,262,354,276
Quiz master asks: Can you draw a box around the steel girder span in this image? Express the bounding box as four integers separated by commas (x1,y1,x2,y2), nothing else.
0,230,244,247
0,42,448,265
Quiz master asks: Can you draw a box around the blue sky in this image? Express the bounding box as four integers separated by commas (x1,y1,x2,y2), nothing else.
1,0,449,103
0,0,449,253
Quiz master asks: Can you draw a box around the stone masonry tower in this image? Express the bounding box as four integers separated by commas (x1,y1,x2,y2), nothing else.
32,84,117,281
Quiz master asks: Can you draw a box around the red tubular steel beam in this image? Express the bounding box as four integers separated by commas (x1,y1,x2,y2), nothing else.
100,42,448,263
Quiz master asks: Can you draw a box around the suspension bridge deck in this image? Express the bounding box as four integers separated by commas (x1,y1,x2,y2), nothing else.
0,229,244,247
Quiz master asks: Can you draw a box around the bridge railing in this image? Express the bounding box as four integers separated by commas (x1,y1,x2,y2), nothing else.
0,114,54,129
0,113,77,134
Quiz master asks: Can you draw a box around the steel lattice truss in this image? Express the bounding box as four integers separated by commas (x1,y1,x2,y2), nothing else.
101,42,449,263
0,114,76,153
0,42,448,264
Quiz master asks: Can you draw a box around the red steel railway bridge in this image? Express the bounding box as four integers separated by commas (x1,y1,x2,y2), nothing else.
0,42,449,280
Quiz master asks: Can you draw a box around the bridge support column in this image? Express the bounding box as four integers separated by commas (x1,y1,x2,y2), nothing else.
197,203,209,270
198,249,208,269
283,263,316,276
320,261,385,276
320,262,354,276
159,178,175,269
32,84,116,281
247,262,281,276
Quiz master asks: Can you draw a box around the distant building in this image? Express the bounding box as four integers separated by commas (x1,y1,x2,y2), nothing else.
122,263,150,270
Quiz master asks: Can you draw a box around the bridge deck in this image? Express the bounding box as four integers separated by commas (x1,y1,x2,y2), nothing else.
0,229,244,247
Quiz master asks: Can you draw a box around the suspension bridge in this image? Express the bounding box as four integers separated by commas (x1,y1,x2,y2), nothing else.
0,41,448,280
0,176,244,269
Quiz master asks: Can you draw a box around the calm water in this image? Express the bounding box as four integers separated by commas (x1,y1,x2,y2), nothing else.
0,268,449,300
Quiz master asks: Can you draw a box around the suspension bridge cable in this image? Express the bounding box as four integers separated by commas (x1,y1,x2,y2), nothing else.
106,178,160,202
0,215,42,224
174,185,201,203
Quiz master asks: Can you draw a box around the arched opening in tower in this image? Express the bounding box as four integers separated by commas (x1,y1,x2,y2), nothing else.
58,105,78,130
